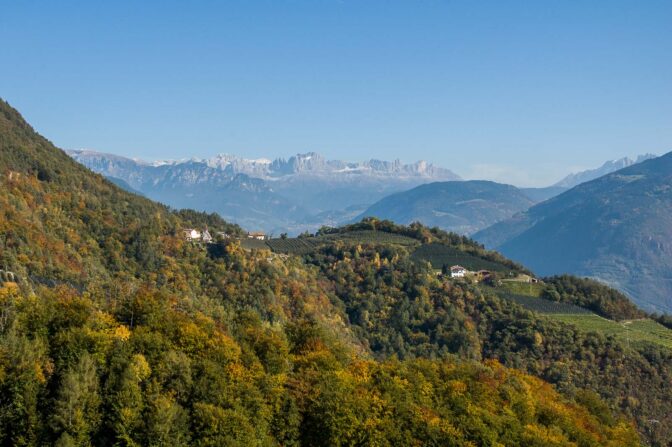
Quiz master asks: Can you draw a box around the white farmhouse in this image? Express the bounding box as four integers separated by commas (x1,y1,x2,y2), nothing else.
450,265,467,278
183,229,202,242
202,229,213,243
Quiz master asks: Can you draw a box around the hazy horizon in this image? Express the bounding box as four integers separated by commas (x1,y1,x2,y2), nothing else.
2,0,671,187
67,146,660,188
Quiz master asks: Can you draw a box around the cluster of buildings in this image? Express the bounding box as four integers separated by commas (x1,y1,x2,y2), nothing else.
449,265,467,278
183,228,213,243
447,266,539,284
448,265,493,281
182,228,267,243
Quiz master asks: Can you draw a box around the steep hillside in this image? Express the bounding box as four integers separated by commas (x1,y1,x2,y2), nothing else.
517,155,656,204
105,176,144,196
0,99,657,445
1,106,188,286
474,152,672,312
357,181,534,235
553,154,656,188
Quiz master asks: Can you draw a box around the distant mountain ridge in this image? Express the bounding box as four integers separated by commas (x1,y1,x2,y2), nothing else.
553,154,657,189
72,150,459,181
69,150,659,235
356,180,534,235
68,150,460,233
516,154,657,203
474,151,672,312
215,151,458,178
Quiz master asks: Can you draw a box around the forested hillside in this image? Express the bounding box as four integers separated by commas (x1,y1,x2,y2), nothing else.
0,98,655,446
285,224,672,444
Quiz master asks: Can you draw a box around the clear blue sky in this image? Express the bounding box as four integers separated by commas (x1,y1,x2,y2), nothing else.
1,0,670,186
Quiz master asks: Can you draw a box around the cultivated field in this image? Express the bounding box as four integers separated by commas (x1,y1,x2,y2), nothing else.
411,243,513,272
500,281,545,297
550,314,672,350
240,230,420,254
503,293,592,315
316,230,420,247
239,238,269,250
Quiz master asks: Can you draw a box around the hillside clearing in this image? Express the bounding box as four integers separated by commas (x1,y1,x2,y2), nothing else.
548,315,672,350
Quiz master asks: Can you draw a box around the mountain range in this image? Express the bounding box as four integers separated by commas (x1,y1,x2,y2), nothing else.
353,155,659,235
475,152,672,313
356,180,534,235
71,149,658,237
69,150,460,233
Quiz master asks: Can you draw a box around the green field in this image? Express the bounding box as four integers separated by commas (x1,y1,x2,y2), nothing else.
266,237,320,254
411,243,512,272
240,230,419,254
316,230,420,247
500,281,545,297
485,285,672,350
503,294,592,315
485,286,592,315
549,315,672,350
239,238,270,250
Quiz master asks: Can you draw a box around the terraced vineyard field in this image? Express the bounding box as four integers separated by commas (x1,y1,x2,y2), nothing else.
484,284,672,350
317,230,420,246
550,315,672,350
266,237,320,254
412,243,513,272
488,287,592,315
241,230,420,254
239,238,269,250
500,281,545,297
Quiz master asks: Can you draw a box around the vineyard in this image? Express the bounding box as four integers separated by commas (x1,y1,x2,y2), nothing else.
316,230,419,246
266,237,320,254
492,289,593,315
488,284,672,350
411,243,513,272
550,315,672,350
239,238,269,250
500,281,545,297
240,230,422,255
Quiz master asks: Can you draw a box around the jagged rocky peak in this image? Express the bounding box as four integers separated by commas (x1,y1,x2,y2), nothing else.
69,149,461,180
269,152,329,175
206,153,272,172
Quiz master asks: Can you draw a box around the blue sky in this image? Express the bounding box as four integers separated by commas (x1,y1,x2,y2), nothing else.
1,0,670,186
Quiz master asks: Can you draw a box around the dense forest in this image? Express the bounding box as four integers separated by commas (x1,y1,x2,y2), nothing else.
0,98,662,445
